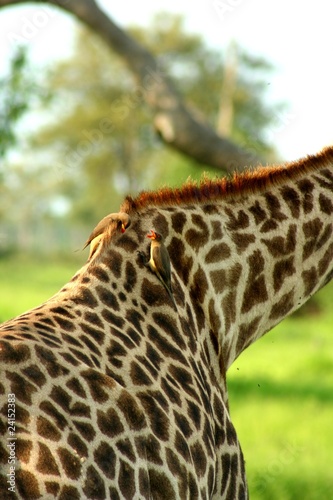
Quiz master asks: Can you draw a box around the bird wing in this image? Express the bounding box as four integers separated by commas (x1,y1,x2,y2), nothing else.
153,244,172,289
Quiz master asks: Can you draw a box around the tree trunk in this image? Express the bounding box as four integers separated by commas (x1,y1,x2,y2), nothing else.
0,0,264,172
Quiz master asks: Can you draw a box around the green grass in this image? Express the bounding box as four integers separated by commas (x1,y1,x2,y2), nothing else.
0,254,81,322
228,284,333,499
1,255,333,498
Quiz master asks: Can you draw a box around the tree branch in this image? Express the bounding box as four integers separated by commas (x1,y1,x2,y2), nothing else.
0,0,263,171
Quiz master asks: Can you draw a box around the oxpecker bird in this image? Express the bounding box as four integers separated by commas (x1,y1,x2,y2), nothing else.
83,212,130,257
146,229,177,308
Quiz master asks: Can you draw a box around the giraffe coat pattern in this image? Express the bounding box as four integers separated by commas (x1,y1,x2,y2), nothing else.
1,147,333,499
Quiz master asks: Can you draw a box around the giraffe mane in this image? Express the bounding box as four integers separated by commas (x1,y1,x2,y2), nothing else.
120,146,333,214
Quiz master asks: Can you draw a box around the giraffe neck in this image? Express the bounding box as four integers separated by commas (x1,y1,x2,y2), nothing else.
121,148,333,371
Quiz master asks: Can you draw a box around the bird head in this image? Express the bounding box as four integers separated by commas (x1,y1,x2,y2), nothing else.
118,213,130,233
147,230,163,241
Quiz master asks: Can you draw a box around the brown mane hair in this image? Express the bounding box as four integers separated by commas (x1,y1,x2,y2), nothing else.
120,147,333,214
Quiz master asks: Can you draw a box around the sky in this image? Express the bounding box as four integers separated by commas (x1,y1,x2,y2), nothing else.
0,0,332,162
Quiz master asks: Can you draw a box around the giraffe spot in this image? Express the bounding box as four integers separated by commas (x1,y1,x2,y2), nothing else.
221,453,233,497
35,344,71,379
236,316,262,355
302,218,324,260
171,210,187,233
205,242,231,263
139,467,150,497
96,285,119,310
138,392,170,441
16,470,41,499
191,441,207,477
82,464,106,499
262,224,297,257
209,300,222,342
264,193,287,221
81,314,104,336
5,371,36,406
67,432,88,459
71,287,98,308
96,408,124,437
211,220,223,239
16,439,32,464
125,309,144,336
169,237,193,284
148,325,187,364
45,482,60,496
169,365,198,402
231,232,256,252
241,274,268,314
221,290,237,334
297,178,315,213
37,442,60,476
269,289,295,319
249,200,267,224
59,485,80,500
174,410,193,438
149,469,177,499
118,391,147,431
175,430,191,463
280,185,301,218
72,420,96,442
136,354,159,379
68,348,94,367
225,207,250,230
124,260,137,292
130,361,153,386
161,378,182,407
260,219,278,233
314,170,333,191
37,415,62,441
89,265,110,282
190,266,209,304
153,212,170,237
60,351,80,367
118,460,136,498
273,257,296,293
210,269,226,294
94,441,116,479
185,214,209,249
80,369,116,403
79,334,100,357
116,438,136,462
22,364,46,388
101,309,124,329
302,266,318,296
57,447,82,480
39,401,67,431
141,278,168,307
318,242,333,278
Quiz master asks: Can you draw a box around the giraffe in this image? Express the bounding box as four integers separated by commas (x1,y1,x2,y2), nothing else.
1,146,333,499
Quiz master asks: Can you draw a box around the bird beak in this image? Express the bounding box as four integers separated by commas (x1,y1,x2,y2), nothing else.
121,223,126,233
147,230,156,239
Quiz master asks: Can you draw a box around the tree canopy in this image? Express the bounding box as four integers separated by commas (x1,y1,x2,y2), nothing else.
22,13,283,224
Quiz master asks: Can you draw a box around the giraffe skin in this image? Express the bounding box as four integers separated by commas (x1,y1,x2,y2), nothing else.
1,147,333,499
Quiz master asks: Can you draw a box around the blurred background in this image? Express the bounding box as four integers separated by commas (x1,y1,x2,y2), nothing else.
0,1,332,498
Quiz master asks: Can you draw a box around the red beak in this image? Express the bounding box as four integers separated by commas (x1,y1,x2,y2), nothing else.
147,230,156,239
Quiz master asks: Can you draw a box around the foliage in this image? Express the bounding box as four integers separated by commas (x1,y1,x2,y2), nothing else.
0,46,44,159
24,13,283,226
